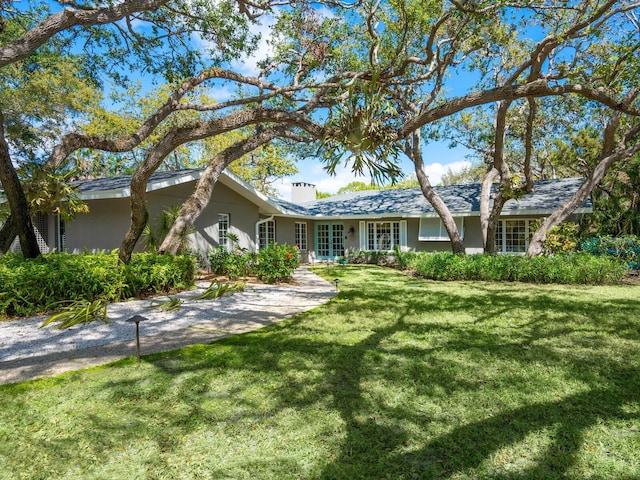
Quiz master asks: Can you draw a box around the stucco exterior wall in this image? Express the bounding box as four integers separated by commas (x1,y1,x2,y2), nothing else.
65,197,132,253
65,179,262,255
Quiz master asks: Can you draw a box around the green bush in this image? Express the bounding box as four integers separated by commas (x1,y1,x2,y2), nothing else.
208,243,299,283
346,250,394,265
253,243,300,283
408,252,626,285
207,246,255,280
0,252,194,319
580,235,640,270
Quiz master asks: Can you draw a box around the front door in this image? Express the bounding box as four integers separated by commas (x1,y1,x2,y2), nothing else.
316,223,344,260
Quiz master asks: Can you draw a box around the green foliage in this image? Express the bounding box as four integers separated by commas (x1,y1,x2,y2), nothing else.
254,243,300,283
408,252,626,285
590,154,640,236
542,221,580,254
207,233,255,280
2,266,640,479
17,162,89,221
208,240,299,284
227,143,298,196
143,205,194,254
322,77,402,185
149,296,184,312
195,280,245,300
0,252,194,318
393,245,417,270
580,235,640,270
315,191,332,199
40,298,108,330
346,250,394,266
337,181,380,194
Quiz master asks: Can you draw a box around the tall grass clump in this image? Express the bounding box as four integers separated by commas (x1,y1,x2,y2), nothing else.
408,251,626,284
0,252,194,319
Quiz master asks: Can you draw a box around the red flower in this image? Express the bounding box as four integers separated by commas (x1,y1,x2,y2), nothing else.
286,253,291,259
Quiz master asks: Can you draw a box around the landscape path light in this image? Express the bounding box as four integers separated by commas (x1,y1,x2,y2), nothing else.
126,314,149,365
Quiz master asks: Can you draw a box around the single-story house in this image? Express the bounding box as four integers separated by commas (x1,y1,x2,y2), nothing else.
3,169,592,260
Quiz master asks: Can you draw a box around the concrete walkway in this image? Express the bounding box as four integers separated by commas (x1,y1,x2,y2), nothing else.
0,266,335,385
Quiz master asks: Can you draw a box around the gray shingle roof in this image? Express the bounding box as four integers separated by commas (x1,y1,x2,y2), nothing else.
5,168,589,219
71,169,202,193
274,178,592,217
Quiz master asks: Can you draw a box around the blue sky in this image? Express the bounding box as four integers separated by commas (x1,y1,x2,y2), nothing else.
272,142,472,200
210,12,474,200
93,4,474,196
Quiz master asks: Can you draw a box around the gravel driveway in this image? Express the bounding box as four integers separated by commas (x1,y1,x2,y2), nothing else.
0,266,335,385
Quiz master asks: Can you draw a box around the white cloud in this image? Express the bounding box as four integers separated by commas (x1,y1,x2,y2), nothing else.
422,160,472,185
229,14,276,76
274,163,377,201
273,159,473,201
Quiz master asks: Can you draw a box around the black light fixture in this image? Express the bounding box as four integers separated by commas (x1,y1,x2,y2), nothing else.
348,225,355,235
126,314,149,365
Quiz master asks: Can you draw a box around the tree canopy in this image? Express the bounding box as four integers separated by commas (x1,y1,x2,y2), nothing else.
1,0,640,261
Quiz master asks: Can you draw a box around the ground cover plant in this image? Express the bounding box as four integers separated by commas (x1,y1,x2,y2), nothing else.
0,252,194,319
1,265,639,479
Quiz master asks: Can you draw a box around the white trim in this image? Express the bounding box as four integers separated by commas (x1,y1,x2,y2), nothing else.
400,220,408,252
419,217,465,241
295,221,308,251
255,216,275,250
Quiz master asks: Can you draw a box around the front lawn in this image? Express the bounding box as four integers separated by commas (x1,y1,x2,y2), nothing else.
1,265,639,479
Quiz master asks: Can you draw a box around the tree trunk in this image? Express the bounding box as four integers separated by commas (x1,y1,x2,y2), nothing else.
0,112,40,258
159,126,287,255
0,214,17,253
480,167,498,252
408,131,464,254
159,160,227,255
528,141,640,256
117,111,321,264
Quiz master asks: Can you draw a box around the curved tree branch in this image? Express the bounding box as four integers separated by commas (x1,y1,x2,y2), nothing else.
0,0,170,68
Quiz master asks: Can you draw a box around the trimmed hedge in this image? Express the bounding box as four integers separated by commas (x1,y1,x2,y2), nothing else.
408,252,626,285
0,252,195,318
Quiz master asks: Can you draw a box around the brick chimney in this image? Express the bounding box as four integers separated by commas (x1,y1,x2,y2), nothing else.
291,182,316,203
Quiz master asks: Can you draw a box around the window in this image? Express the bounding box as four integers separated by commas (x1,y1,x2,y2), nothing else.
56,216,66,252
295,222,307,250
360,221,406,252
419,217,464,241
495,219,534,253
218,213,230,250
258,219,275,249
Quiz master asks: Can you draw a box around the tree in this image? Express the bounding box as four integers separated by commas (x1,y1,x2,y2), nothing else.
312,1,640,255
337,181,379,194
439,164,484,186
0,0,266,258
5,0,640,263
226,143,298,196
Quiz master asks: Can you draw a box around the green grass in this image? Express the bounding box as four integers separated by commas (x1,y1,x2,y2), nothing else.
1,265,639,479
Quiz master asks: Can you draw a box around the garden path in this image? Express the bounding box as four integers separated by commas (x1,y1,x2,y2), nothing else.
0,266,335,385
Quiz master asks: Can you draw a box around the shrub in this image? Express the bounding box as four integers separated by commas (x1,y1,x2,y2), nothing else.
580,235,640,270
543,222,580,254
408,252,626,285
0,252,195,319
346,250,393,265
253,243,299,283
207,246,256,279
